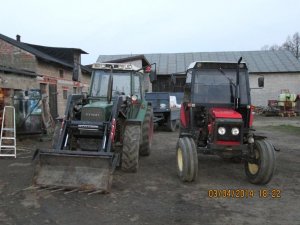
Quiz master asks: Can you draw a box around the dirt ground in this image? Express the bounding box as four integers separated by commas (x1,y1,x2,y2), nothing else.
0,115,299,225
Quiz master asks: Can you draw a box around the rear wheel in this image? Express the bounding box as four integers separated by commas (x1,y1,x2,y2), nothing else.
245,139,276,184
176,137,198,182
140,107,154,156
167,118,177,132
122,125,140,172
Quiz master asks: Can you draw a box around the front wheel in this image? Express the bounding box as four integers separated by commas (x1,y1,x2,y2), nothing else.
176,137,198,182
245,139,276,184
140,107,154,156
122,125,140,172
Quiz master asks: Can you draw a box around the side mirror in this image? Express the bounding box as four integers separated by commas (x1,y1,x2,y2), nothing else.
149,69,157,83
144,63,157,83
258,77,264,88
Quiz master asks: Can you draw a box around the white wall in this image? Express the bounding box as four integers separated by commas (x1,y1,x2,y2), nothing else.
249,73,300,106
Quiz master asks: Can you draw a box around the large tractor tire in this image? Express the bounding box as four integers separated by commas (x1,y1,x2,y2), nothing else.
122,125,141,172
51,123,61,149
167,117,177,132
176,137,198,182
245,139,276,184
140,107,154,156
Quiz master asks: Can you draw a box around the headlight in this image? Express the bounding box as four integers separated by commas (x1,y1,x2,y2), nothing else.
218,127,226,135
131,95,137,101
231,127,239,135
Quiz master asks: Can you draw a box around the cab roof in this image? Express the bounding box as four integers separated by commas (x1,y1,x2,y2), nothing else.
92,62,139,71
188,61,248,71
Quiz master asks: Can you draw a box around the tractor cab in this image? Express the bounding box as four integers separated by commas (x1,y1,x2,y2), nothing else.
79,63,145,123
181,61,253,146
90,63,144,101
177,59,276,185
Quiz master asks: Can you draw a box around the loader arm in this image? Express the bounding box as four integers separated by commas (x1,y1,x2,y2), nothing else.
55,94,85,151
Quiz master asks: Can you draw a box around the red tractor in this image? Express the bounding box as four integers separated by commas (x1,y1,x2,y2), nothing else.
177,58,276,184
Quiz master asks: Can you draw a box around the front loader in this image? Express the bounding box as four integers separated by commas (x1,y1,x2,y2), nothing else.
33,63,155,193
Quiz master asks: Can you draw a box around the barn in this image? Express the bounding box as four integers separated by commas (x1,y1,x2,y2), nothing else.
98,50,300,106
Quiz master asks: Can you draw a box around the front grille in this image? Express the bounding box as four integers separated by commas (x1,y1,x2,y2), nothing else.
216,124,242,142
81,107,105,121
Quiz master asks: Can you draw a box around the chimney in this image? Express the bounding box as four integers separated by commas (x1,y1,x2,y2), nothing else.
16,34,21,42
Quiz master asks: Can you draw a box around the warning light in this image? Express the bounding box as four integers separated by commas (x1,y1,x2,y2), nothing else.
145,66,151,73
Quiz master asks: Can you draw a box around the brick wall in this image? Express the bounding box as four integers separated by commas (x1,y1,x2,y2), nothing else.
0,38,91,118
0,39,36,72
37,61,88,117
0,72,38,90
81,72,91,92
249,73,300,106
0,39,39,93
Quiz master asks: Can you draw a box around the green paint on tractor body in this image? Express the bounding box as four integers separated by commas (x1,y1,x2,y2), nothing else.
81,101,114,122
34,62,155,193
84,68,150,124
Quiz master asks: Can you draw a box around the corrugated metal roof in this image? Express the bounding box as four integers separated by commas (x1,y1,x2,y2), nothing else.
97,50,300,74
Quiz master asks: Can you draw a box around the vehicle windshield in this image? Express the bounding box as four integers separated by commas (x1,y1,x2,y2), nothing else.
192,69,249,104
90,70,131,97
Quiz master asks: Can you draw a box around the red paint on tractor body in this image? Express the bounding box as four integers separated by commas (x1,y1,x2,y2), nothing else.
180,103,189,128
216,141,240,146
210,107,242,119
249,105,255,127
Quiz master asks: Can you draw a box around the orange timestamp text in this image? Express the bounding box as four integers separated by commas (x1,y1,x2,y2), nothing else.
208,189,281,198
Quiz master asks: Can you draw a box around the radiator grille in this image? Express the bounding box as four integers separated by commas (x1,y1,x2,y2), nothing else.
81,107,105,121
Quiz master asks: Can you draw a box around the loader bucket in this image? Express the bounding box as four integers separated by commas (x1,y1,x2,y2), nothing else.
33,150,114,193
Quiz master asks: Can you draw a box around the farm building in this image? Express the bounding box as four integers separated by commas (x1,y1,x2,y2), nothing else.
98,50,300,106
0,33,91,133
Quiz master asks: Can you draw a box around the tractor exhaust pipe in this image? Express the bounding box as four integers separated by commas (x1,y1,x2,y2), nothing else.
235,57,242,109
107,71,113,104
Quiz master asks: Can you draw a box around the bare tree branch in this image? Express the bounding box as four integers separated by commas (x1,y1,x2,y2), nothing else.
262,32,300,60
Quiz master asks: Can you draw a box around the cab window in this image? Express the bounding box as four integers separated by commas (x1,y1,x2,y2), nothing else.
133,75,141,99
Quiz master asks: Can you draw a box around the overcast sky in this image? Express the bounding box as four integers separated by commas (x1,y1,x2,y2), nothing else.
1,0,299,64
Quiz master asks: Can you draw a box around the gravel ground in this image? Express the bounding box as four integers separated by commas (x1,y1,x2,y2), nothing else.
0,115,299,225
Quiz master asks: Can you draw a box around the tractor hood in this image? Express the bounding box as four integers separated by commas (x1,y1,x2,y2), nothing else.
210,107,242,119
81,101,113,122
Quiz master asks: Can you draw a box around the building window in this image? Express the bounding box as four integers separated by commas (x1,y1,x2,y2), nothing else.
63,90,68,99
59,69,64,78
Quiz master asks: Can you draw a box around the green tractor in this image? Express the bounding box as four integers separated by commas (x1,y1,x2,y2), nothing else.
33,62,155,193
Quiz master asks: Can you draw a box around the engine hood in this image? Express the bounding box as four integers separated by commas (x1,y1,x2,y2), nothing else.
83,101,113,109
81,101,113,122
210,107,242,119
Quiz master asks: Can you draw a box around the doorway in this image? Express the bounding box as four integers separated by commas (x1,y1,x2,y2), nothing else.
48,84,58,119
